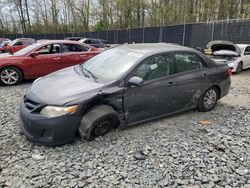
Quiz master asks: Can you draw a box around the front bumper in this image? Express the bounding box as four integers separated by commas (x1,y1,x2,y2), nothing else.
19,102,82,146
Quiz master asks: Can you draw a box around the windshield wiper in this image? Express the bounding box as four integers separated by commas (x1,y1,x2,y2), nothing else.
80,65,98,82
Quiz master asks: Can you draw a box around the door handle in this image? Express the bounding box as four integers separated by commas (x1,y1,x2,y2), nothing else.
53,57,61,60
201,73,208,78
80,54,87,57
167,81,176,87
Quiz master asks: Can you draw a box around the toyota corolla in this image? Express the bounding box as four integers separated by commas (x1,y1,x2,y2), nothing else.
20,43,231,146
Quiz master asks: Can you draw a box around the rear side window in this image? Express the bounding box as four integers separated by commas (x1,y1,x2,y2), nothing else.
62,44,89,52
174,52,206,73
134,53,174,81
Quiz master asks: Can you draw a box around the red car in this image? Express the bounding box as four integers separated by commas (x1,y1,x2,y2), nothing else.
0,40,102,86
3,38,35,53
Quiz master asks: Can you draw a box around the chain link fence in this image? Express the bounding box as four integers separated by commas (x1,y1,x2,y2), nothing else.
2,19,250,48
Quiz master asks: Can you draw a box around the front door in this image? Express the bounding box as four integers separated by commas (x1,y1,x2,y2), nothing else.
242,46,250,69
124,53,175,124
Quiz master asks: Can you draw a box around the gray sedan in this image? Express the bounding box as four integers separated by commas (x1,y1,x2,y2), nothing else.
20,43,231,146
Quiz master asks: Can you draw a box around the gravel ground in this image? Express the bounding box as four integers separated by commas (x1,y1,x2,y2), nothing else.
0,70,250,188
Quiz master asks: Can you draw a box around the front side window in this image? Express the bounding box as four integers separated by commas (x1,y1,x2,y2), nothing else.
134,54,174,81
174,52,206,73
62,44,88,52
35,44,61,55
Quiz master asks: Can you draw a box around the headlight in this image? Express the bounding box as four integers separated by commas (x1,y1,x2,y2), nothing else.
40,105,78,118
228,62,235,68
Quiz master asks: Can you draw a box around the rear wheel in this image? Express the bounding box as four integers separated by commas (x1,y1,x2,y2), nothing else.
236,62,243,74
198,87,219,112
0,67,23,86
78,105,118,141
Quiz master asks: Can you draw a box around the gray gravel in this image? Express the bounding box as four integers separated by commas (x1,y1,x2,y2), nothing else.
0,71,250,188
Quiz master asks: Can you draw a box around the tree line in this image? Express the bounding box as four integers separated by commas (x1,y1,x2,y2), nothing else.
0,0,250,34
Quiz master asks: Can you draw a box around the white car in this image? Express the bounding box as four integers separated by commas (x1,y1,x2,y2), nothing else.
207,41,250,73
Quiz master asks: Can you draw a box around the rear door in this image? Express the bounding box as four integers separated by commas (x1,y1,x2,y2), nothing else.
168,52,211,111
124,53,176,123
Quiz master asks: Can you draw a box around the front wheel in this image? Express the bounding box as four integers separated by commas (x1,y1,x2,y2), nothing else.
0,67,23,86
198,87,219,112
236,62,243,74
78,105,118,141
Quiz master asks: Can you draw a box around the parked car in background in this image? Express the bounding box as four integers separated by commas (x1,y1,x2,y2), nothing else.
0,40,102,86
78,38,106,48
207,40,250,73
3,38,36,53
0,38,11,53
64,37,85,41
19,43,231,146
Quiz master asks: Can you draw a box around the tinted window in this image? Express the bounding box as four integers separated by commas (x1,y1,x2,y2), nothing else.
174,52,206,73
62,44,88,52
134,54,174,81
36,44,60,54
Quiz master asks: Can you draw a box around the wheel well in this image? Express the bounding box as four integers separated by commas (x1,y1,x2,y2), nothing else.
0,66,25,80
212,85,221,98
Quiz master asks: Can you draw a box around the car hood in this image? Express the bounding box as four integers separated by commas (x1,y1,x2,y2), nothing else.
27,66,105,105
207,40,241,54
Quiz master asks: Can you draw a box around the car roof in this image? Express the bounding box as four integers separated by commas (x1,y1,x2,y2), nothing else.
118,43,194,55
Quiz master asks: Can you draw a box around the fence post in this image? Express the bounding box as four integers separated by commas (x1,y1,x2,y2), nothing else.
182,24,186,46
106,31,108,42
211,22,215,41
128,29,130,43
116,30,118,44
142,28,145,43
159,26,163,42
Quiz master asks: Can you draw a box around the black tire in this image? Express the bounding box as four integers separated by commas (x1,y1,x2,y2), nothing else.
198,87,219,112
236,62,243,74
0,67,23,86
78,105,118,141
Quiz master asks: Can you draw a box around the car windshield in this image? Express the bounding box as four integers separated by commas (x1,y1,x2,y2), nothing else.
82,48,142,83
13,43,41,56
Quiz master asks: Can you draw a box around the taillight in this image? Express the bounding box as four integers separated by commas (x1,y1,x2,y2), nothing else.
228,68,232,76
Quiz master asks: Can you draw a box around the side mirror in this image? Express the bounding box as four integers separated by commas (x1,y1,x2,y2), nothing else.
128,76,144,87
30,52,39,57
